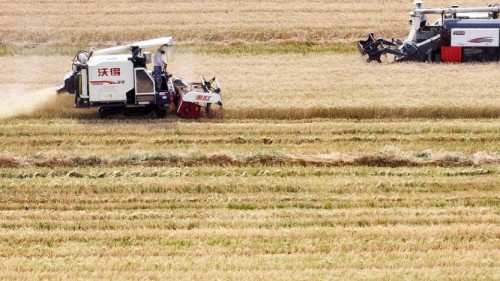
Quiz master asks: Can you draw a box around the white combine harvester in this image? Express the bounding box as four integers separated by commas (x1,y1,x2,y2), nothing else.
359,1,500,63
56,37,222,118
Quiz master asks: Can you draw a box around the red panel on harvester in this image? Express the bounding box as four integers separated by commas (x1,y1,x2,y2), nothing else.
177,101,201,119
441,47,462,63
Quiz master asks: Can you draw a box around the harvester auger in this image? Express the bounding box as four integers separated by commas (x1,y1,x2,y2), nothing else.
359,1,500,63
56,37,222,119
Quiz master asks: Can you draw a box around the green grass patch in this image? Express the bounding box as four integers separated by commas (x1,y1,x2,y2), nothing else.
177,42,357,55
0,42,357,57
227,203,257,210
0,45,87,57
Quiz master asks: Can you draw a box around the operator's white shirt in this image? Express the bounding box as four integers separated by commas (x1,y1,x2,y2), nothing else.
417,3,428,21
154,51,165,67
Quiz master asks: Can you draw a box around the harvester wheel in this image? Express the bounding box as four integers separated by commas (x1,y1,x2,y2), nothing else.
98,107,109,119
99,106,125,118
156,108,167,119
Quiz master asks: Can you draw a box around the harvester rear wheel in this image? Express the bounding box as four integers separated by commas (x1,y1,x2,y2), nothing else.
98,107,109,119
99,106,125,119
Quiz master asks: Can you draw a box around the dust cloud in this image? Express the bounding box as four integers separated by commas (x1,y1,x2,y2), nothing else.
0,84,57,118
173,53,198,82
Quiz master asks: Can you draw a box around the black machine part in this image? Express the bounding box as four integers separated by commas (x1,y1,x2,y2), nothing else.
56,71,78,94
358,33,407,63
358,32,444,63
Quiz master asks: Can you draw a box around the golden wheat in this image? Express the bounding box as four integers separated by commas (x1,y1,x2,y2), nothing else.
0,0,492,46
1,54,500,119
1,0,499,279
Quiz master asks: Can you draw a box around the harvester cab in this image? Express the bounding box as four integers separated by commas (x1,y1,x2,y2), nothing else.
358,1,500,63
56,37,222,119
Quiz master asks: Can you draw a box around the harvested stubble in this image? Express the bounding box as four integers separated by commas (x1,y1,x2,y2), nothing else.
1,0,499,278
0,118,499,280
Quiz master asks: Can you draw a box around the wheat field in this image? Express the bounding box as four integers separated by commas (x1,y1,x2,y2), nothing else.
1,54,500,119
1,0,499,280
0,119,499,280
0,0,491,46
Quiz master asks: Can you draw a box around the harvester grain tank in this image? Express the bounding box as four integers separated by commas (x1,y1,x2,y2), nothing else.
358,1,500,63
56,37,222,118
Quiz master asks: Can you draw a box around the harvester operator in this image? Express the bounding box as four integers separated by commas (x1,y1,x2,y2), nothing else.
414,0,427,28
154,45,168,91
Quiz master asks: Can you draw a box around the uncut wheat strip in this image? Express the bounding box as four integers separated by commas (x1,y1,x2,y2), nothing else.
0,196,496,212
1,175,498,197
2,133,499,153
0,207,496,222
2,199,494,211
0,265,498,280
1,258,498,278
2,54,500,115
0,251,496,269
1,200,496,212
0,132,499,152
0,241,496,262
2,118,500,134
0,0,489,46
0,1,404,45
3,172,497,188
1,175,497,198
1,172,498,189
1,200,497,222
0,269,497,281
0,249,496,268
1,213,497,232
1,133,497,156
0,234,497,259
1,222,497,242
